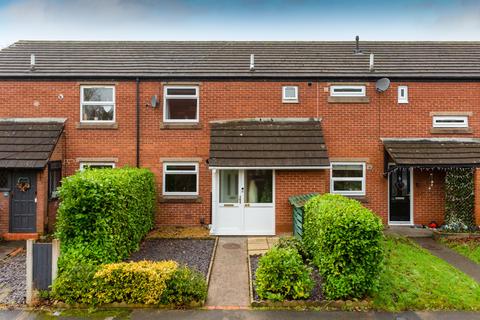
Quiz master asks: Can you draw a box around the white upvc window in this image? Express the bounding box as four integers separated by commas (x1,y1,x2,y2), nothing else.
398,86,408,104
163,162,199,196
80,86,115,122
163,86,199,123
80,162,116,170
282,86,298,103
432,115,468,128
330,162,366,196
330,85,366,97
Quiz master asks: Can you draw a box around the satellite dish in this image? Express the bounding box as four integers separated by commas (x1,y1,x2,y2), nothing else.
376,78,390,92
151,95,158,108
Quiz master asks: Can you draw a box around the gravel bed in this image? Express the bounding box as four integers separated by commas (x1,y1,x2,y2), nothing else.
130,239,215,277
250,254,323,302
0,253,26,305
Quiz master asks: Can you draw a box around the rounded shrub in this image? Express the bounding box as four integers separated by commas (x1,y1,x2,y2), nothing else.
274,236,310,261
161,266,208,306
93,260,178,305
303,194,384,300
51,262,99,305
255,247,314,301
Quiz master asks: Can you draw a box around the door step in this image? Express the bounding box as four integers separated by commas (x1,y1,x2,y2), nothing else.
1,233,39,241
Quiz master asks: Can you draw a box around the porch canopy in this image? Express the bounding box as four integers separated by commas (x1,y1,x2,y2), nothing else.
0,118,65,169
382,138,480,169
208,118,329,169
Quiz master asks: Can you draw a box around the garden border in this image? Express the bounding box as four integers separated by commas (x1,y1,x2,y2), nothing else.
206,237,219,288
247,253,365,309
433,230,480,240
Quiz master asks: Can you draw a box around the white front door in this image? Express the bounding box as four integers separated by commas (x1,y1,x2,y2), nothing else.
214,169,275,235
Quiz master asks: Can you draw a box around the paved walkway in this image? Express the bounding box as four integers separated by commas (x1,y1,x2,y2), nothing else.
2,310,480,320
385,226,433,238
0,241,24,260
247,237,279,255
414,238,480,283
206,237,249,308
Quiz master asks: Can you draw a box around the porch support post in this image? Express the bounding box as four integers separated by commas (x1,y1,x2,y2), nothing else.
474,168,480,226
210,169,217,235
26,239,34,306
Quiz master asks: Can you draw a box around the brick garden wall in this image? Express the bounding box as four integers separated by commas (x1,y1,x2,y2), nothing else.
2,80,480,232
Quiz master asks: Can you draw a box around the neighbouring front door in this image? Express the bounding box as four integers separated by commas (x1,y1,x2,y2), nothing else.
389,167,412,224
10,171,37,233
215,169,275,235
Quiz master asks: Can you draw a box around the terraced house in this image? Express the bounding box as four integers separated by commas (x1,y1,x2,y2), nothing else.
0,40,480,239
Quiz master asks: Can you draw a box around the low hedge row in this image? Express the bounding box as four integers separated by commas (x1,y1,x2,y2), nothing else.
51,261,207,306
303,194,384,300
55,167,156,270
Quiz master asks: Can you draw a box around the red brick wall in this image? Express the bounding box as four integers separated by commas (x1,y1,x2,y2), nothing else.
413,169,445,226
0,189,9,235
2,80,480,232
275,170,329,233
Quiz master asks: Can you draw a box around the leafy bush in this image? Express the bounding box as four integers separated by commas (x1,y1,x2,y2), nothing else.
55,167,156,269
51,262,99,304
161,266,208,306
275,236,310,261
303,194,384,300
94,261,178,305
255,247,314,301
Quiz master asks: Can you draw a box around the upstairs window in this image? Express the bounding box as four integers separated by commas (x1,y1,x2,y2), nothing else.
282,86,298,103
80,162,116,170
432,115,468,128
330,85,366,97
398,86,408,104
163,86,199,122
330,162,366,196
81,86,115,122
163,162,199,196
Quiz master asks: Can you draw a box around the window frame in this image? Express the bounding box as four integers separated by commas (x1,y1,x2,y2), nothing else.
282,86,299,103
79,162,116,170
330,85,366,97
80,85,116,123
432,115,469,128
0,170,10,191
48,161,62,199
398,86,408,104
162,162,199,196
330,162,366,196
163,86,200,123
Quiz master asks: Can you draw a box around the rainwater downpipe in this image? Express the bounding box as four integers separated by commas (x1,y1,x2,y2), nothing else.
136,77,140,168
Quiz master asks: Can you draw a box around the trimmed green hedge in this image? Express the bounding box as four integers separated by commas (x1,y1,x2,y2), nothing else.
303,194,384,300
55,167,156,270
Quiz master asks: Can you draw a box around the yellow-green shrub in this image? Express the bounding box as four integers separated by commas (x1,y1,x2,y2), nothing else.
94,261,178,305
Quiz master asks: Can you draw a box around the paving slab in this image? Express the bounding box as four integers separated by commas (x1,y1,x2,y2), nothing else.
206,237,249,307
414,237,480,283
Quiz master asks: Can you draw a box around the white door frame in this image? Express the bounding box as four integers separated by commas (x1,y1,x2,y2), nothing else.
210,169,275,235
387,166,414,226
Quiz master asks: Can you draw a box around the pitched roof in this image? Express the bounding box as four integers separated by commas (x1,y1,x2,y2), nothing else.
1,41,480,79
382,138,480,167
0,119,65,169
208,118,329,168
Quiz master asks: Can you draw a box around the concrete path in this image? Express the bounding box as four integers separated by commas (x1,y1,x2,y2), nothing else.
385,226,433,238
247,237,279,255
414,238,480,283
2,309,480,320
206,237,250,308
0,241,24,260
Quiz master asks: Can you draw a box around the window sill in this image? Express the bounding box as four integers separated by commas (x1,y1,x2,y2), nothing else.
160,123,202,130
328,96,370,104
430,127,473,134
76,122,118,130
346,195,369,203
159,195,202,203
282,100,299,104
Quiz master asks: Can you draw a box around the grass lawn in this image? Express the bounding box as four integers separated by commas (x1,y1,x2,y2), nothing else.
372,235,480,311
440,238,480,265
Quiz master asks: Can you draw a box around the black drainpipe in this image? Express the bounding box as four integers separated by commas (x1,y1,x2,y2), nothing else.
136,77,140,167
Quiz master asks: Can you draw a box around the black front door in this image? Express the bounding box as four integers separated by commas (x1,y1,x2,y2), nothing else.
389,167,411,223
10,171,37,232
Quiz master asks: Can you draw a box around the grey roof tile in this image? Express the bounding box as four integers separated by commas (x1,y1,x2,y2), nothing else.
1,41,480,78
